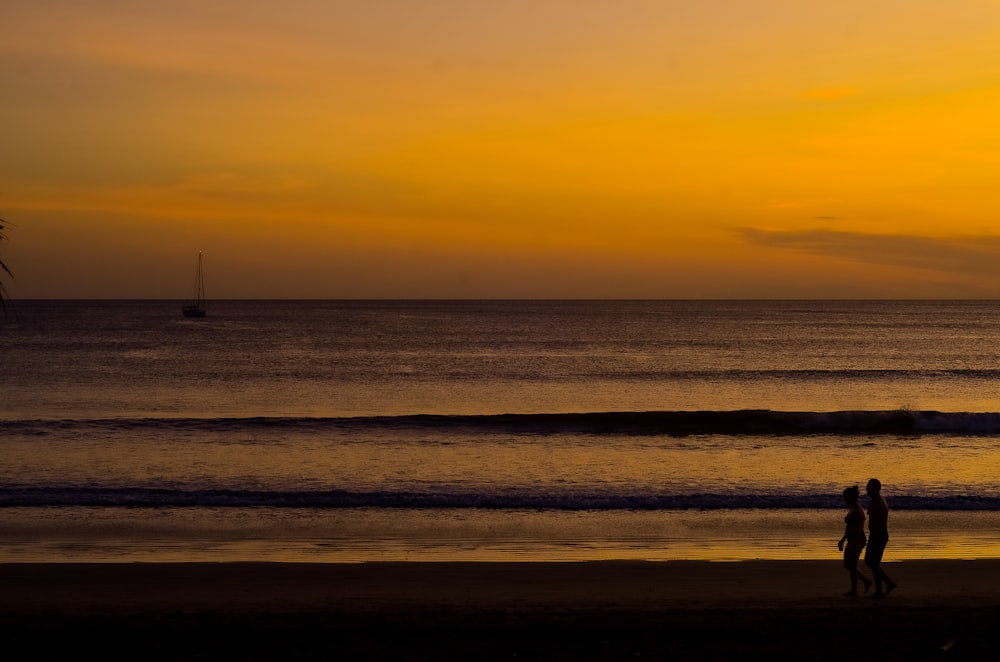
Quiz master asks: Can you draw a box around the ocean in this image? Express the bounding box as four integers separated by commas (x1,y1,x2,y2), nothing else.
3,299,1000,562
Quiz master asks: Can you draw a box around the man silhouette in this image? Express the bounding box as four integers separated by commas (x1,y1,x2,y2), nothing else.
864,478,897,598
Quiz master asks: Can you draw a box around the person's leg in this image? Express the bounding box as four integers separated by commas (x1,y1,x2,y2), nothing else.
857,565,872,594
869,563,883,595
845,544,870,596
843,558,859,596
880,566,897,596
865,538,888,596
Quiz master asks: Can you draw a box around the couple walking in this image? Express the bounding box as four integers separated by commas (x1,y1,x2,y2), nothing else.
838,478,897,598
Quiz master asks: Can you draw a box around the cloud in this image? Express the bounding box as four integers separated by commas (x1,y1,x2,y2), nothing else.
738,227,1000,278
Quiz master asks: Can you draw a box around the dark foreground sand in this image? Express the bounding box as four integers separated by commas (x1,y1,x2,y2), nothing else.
3,560,999,660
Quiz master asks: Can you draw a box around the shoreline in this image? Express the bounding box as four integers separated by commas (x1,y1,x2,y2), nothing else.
6,507,1000,564
4,560,1000,659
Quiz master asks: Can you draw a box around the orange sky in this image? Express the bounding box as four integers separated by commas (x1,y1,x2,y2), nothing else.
3,0,1000,298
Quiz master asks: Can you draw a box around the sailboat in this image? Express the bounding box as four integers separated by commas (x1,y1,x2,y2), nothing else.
181,252,207,318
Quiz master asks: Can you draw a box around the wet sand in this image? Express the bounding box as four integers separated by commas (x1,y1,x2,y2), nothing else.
2,560,999,660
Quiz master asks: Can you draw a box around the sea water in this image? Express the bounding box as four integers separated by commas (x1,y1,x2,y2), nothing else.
3,300,1000,562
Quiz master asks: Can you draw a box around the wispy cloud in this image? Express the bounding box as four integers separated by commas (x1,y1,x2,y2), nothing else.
1,5,344,86
738,227,1000,278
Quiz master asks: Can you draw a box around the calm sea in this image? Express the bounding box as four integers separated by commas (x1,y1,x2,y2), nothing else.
3,300,1000,562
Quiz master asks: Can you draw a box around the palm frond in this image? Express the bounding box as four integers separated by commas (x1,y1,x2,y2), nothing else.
0,218,10,311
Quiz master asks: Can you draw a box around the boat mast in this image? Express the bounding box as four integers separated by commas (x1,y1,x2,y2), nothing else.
195,252,204,308
182,252,207,317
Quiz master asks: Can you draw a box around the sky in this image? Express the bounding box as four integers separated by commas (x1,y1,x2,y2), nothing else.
3,0,1000,298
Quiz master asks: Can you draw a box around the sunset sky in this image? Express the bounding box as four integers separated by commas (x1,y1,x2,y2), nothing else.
3,0,1000,298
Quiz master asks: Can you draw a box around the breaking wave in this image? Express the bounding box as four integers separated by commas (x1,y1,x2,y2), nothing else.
2,487,999,511
7,409,1000,436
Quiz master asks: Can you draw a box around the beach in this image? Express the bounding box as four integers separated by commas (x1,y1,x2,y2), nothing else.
3,560,999,660
6,301,1000,659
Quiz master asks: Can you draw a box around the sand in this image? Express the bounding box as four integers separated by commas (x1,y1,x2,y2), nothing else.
3,560,999,660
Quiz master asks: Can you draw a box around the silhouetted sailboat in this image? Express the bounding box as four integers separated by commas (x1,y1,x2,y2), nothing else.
181,252,207,318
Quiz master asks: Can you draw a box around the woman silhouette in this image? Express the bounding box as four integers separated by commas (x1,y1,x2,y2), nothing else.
838,486,873,596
